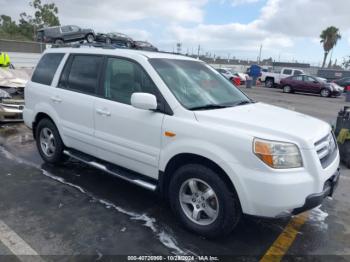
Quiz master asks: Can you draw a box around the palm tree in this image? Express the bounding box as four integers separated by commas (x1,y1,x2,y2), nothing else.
320,26,341,68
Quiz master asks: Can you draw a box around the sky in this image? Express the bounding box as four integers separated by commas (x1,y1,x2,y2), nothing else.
2,0,350,65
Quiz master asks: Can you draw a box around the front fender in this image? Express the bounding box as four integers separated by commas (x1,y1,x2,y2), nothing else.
159,138,251,213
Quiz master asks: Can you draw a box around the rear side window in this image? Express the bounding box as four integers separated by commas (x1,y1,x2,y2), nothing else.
31,53,64,85
59,55,103,95
292,75,303,81
293,70,303,76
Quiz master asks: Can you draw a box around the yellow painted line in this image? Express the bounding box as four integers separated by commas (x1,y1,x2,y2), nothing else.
260,212,309,262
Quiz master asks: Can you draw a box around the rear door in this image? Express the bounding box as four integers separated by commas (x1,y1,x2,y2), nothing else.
290,75,303,91
94,56,165,179
54,54,103,155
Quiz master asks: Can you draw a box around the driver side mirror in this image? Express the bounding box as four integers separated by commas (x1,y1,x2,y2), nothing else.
131,93,157,111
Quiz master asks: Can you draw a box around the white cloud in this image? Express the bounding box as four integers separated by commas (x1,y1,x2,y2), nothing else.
1,0,350,60
230,0,260,6
55,0,207,28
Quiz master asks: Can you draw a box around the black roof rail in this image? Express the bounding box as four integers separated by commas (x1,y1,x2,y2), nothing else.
51,42,127,50
50,41,191,57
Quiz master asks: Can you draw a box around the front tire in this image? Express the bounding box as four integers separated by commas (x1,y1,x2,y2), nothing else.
320,88,330,97
35,118,65,164
283,85,292,93
169,164,241,238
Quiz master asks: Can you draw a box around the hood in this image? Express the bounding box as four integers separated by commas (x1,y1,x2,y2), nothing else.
194,102,330,149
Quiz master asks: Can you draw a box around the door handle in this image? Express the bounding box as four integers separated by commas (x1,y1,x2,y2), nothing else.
96,108,111,116
50,96,62,103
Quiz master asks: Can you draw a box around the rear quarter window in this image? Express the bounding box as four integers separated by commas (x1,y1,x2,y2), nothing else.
31,53,65,86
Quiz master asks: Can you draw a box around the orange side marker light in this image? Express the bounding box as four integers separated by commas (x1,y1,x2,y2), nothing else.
165,131,176,137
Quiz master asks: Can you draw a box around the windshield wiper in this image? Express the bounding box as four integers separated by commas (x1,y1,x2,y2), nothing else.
234,100,253,106
189,104,229,110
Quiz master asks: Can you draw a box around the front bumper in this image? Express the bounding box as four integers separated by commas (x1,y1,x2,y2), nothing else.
331,90,342,96
0,100,24,123
292,168,340,215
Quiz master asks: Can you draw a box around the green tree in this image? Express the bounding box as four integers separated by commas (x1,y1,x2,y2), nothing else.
343,56,350,70
30,0,60,27
0,15,19,35
320,26,341,68
0,0,60,41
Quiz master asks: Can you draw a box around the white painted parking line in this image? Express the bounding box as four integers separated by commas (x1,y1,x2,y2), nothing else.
0,220,44,261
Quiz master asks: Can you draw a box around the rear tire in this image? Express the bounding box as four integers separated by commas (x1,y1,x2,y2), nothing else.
265,79,274,88
54,39,64,45
86,34,95,43
169,164,241,238
35,118,65,165
320,88,330,97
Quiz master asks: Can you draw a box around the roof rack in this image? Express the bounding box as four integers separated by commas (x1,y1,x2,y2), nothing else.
50,41,189,57
51,42,127,50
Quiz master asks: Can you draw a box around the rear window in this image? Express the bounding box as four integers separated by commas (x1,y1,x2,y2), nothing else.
282,69,292,75
31,53,64,85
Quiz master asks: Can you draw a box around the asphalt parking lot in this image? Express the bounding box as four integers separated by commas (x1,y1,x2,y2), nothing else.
0,87,349,261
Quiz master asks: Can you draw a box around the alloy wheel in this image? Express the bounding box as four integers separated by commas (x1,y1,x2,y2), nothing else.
179,178,219,226
40,127,56,158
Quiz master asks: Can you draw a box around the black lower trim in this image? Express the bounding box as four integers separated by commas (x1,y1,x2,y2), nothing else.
292,168,340,215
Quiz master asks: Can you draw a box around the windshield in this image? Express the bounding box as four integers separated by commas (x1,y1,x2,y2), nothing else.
149,58,250,110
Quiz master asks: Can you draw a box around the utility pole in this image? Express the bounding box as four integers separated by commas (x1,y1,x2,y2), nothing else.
258,44,262,64
197,44,201,59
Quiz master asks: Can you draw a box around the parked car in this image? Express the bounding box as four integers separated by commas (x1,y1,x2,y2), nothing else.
95,32,134,47
232,71,248,85
37,25,95,45
24,48,340,238
280,74,344,97
216,68,240,85
134,41,158,51
0,89,24,123
215,68,235,80
261,68,304,88
334,77,350,89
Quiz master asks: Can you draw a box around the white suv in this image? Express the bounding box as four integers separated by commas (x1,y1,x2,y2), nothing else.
24,47,340,237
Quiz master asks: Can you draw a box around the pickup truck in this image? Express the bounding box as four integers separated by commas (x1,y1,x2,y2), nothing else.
261,68,304,88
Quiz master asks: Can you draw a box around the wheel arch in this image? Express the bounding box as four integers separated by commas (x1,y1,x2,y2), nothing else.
32,112,59,140
265,76,274,82
159,153,241,208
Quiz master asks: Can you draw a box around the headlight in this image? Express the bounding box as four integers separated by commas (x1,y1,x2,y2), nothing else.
253,138,303,169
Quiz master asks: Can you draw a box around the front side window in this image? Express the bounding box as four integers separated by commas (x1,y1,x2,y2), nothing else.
149,59,250,110
60,55,103,94
70,26,80,32
103,57,157,105
303,76,316,82
31,53,64,85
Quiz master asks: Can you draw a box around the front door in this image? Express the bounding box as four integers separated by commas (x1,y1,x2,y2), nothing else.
94,57,165,179
302,76,321,93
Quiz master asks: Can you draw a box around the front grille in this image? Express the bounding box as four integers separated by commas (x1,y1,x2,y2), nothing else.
314,132,337,168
